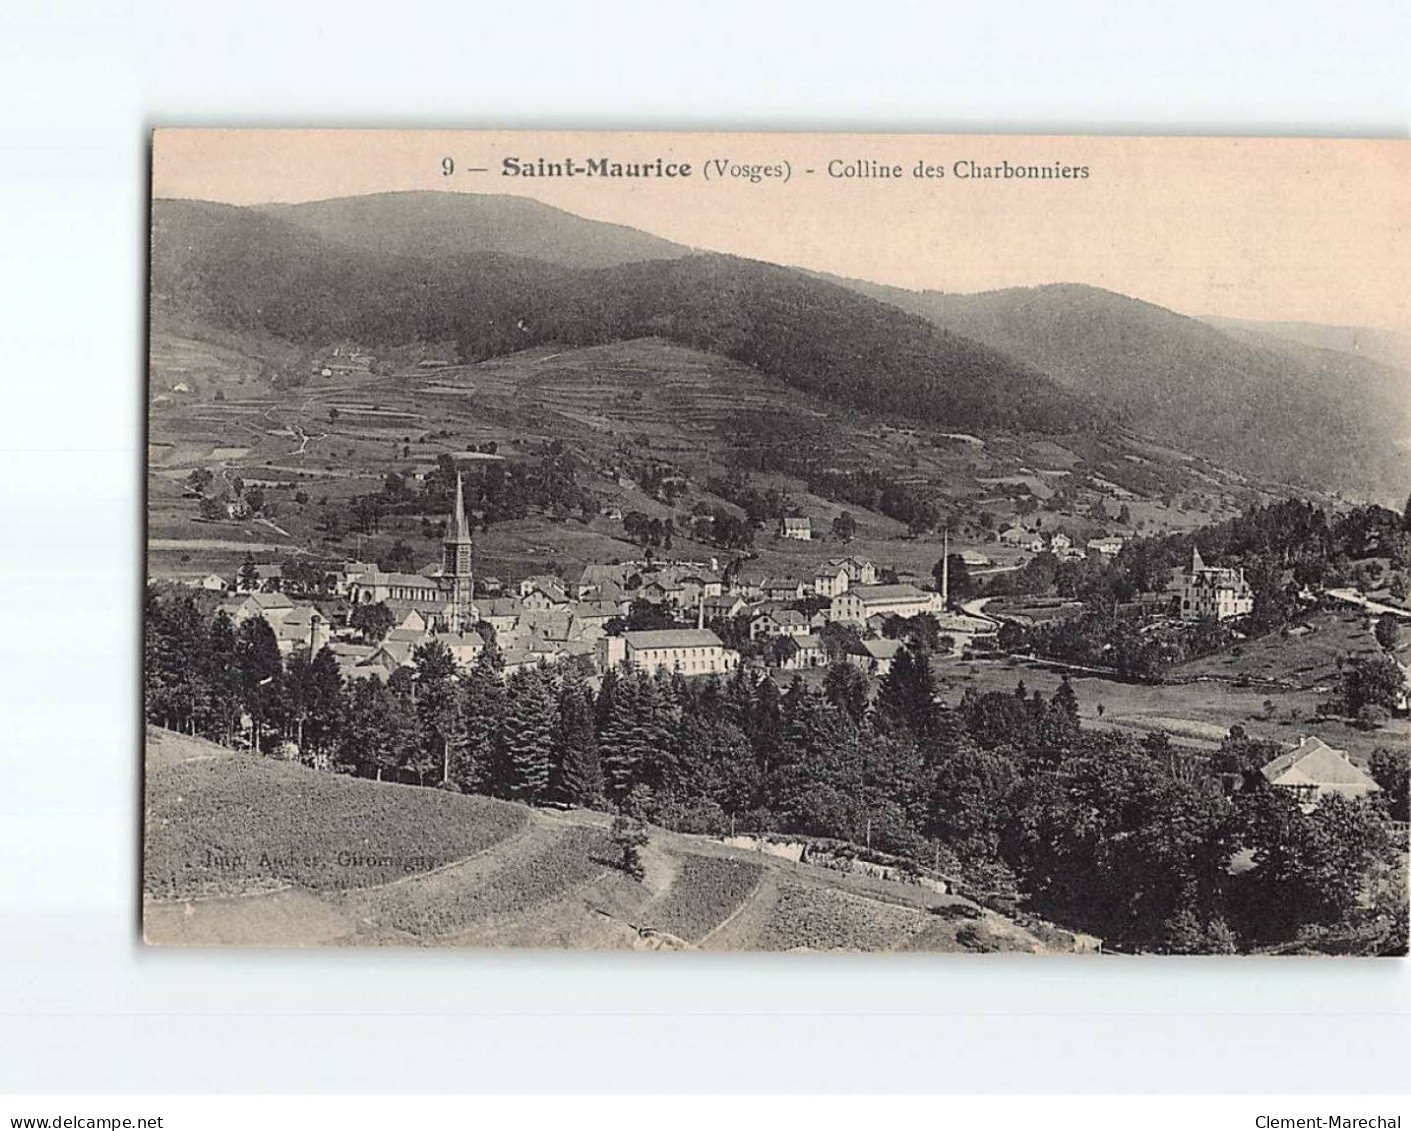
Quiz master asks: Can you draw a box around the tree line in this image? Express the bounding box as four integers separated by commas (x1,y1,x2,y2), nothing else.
146,585,1406,955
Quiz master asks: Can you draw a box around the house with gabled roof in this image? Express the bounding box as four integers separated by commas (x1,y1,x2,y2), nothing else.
847,637,906,676
1260,736,1382,811
812,561,851,598
778,633,827,671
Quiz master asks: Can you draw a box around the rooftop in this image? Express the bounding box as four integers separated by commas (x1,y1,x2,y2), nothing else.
623,628,725,650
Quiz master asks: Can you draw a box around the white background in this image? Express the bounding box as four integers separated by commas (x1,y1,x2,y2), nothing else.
0,0,1408,1095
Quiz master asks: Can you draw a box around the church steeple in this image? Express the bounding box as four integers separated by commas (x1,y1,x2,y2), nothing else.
441,472,474,632
451,471,470,541
1191,544,1206,573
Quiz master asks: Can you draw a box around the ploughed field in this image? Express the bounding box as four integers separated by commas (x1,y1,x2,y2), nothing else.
143,728,1062,952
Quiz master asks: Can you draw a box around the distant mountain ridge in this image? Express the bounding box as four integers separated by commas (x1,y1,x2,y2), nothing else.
150,198,1097,436
830,278,1411,501
150,191,1410,500
261,191,695,269
1200,316,1411,374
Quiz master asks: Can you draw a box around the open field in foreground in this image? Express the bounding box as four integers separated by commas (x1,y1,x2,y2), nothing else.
143,729,1071,953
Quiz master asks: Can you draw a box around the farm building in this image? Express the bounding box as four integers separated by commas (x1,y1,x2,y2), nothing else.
847,638,906,676
1260,736,1381,811
780,516,813,541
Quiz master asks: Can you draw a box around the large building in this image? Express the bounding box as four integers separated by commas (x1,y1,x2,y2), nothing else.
597,628,740,676
830,583,943,624
1179,546,1253,621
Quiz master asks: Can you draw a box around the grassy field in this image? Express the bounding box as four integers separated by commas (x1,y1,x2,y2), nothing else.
938,624,1409,763
143,728,1075,952
146,322,1273,588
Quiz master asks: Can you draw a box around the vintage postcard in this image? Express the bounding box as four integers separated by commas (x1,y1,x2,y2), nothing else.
144,130,1409,953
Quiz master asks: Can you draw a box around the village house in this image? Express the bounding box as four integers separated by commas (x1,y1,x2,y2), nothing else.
830,583,943,625
518,574,566,599
219,590,295,624
999,525,1045,552
847,637,906,676
521,580,572,611
812,562,852,599
780,516,812,541
750,608,810,641
1087,536,1125,558
762,577,807,602
1260,736,1382,812
576,563,631,603
959,550,992,568
638,578,686,606
778,633,827,671
598,628,739,676
838,557,879,585
1179,546,1254,621
702,594,749,622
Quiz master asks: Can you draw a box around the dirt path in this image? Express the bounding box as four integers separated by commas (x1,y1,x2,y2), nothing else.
700,870,779,951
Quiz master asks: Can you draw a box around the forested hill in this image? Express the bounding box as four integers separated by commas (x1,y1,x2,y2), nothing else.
833,278,1411,502
150,199,1102,435
262,191,695,269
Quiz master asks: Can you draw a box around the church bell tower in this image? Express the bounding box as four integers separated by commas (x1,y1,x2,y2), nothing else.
440,472,474,632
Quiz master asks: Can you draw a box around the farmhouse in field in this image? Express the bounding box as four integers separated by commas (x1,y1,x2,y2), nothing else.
780,516,812,541
597,628,740,676
1259,736,1381,811
1179,546,1254,621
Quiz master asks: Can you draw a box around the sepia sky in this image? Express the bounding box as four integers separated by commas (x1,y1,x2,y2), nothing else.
152,130,1411,336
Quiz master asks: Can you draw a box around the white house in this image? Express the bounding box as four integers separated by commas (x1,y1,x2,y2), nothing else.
830,583,943,625
1260,736,1381,812
598,628,739,676
780,516,812,541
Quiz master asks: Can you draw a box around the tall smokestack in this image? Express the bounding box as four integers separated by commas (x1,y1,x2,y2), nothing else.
941,527,950,608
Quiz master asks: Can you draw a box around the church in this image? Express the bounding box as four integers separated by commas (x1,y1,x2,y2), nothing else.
346,473,477,632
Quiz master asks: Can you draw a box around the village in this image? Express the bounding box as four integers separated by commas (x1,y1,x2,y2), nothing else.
162,469,1407,815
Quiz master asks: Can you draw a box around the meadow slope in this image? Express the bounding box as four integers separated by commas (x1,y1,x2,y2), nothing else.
143,729,1072,953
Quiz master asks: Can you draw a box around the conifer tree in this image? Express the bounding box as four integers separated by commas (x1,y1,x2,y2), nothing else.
235,615,284,753
496,668,558,802
452,653,505,793
553,673,605,807
872,646,937,739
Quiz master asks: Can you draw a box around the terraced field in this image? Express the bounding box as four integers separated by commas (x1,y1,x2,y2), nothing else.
143,728,1071,953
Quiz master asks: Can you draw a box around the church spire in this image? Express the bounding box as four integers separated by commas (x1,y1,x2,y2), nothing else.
451,472,470,542
441,471,474,634
1191,544,1206,573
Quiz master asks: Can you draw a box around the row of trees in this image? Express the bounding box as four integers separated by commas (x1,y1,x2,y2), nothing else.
146,586,1407,954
